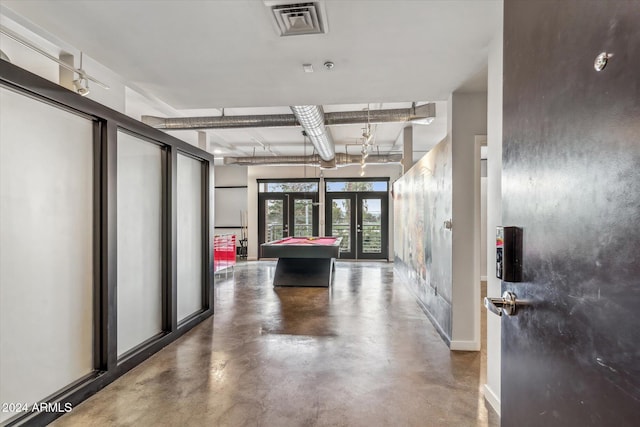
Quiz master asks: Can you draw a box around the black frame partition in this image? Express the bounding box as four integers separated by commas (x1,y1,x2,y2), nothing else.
0,60,215,427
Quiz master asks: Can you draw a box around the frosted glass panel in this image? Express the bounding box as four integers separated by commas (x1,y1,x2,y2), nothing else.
117,131,164,356
0,88,94,423
177,154,203,322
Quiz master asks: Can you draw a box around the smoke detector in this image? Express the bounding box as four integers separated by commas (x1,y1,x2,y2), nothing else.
265,1,328,37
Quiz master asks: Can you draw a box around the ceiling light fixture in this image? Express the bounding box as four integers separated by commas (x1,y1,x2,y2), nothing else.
324,61,334,70
358,105,374,177
73,52,90,96
0,25,110,91
73,76,90,96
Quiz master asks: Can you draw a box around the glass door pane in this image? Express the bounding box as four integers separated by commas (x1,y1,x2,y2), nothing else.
326,195,355,259
293,198,313,237
177,153,203,323
360,198,382,254
1,88,94,419
265,199,285,241
117,131,164,357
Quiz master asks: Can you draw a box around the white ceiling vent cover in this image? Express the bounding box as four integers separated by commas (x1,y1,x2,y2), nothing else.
266,1,328,36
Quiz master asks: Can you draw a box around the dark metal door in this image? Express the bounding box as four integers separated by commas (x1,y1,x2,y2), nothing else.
356,194,388,259
288,194,319,237
326,193,388,260
258,194,288,245
497,1,640,426
326,193,356,259
258,192,319,253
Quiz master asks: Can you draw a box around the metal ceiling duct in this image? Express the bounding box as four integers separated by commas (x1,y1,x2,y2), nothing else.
141,102,435,130
326,103,436,125
141,113,298,130
142,103,435,165
223,153,402,167
289,105,335,161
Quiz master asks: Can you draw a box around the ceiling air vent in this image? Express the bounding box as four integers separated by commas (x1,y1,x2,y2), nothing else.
266,1,327,36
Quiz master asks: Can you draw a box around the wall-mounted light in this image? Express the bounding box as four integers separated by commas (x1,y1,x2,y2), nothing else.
72,52,91,96
0,26,110,92
73,76,90,96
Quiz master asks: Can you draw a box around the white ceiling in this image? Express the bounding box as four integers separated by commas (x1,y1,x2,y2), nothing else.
2,0,500,160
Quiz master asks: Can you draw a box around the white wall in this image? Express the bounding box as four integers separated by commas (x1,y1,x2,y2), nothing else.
247,164,402,260
0,12,200,148
0,88,94,423
449,92,487,351
1,15,127,112
0,27,59,84
214,165,248,241
215,164,249,187
484,10,504,415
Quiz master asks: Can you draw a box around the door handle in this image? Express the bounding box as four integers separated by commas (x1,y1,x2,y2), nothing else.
484,291,518,316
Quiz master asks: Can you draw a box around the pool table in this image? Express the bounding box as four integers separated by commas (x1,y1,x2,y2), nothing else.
261,236,342,287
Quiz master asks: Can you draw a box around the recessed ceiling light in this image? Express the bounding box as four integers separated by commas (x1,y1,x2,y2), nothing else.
324,61,334,70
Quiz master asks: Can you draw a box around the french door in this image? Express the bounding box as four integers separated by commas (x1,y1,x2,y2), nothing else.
258,192,319,246
325,193,388,259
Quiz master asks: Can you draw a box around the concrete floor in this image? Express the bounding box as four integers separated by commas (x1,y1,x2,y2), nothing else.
53,261,499,427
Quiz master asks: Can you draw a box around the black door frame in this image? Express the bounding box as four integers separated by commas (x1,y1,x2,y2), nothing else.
258,193,289,244
325,193,357,259
257,179,320,257
324,178,389,260
288,193,319,237
356,193,389,260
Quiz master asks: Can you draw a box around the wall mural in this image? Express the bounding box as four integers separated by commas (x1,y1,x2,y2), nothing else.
394,138,453,340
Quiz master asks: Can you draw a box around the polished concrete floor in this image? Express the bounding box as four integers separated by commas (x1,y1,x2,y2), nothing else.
53,261,499,427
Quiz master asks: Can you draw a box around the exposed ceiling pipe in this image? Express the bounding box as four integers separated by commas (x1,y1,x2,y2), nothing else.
141,113,298,129
289,105,335,161
141,103,436,130
224,154,323,166
326,103,436,125
223,153,402,167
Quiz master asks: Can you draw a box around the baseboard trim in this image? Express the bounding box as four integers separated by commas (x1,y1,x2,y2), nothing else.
415,297,451,347
483,384,501,417
450,340,480,351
